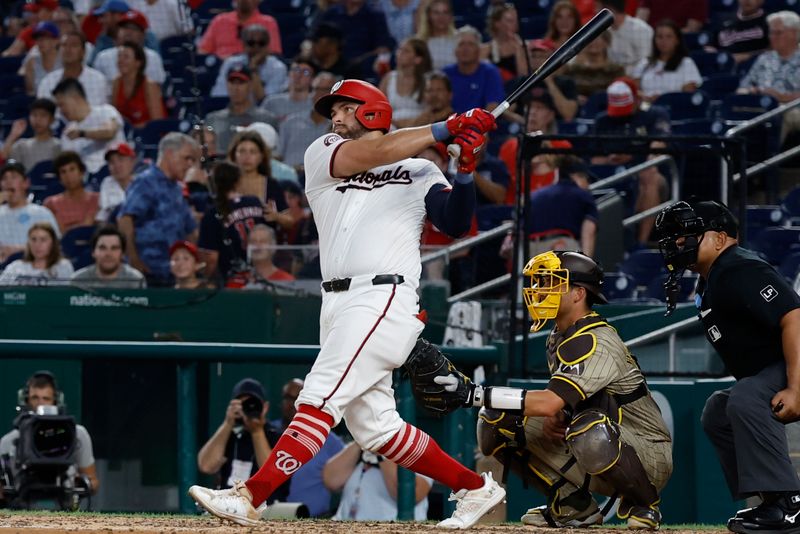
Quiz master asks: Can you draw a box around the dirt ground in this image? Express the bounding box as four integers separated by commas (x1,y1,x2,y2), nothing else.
0,513,729,534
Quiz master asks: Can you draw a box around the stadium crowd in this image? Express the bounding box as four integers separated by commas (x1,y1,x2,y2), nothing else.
0,0,797,293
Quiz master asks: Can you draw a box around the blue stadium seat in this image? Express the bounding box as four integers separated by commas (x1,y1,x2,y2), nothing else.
701,73,741,100
670,118,725,135
643,273,698,302
710,0,737,10
518,15,548,40
260,0,306,14
0,251,23,271
61,225,96,271
0,55,23,75
683,32,712,51
203,96,230,114
513,0,553,16
745,205,785,243
764,0,800,13
618,248,668,288
718,93,778,121
652,91,710,122
28,161,63,204
753,227,800,265
736,52,761,77
778,251,800,282
556,120,593,152
275,12,309,58
690,51,736,76
191,0,231,19
603,272,637,301
579,91,607,120
476,205,512,231
2,93,35,121
781,186,800,219
86,165,110,192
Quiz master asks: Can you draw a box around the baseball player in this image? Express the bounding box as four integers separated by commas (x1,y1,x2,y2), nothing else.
189,80,505,528
403,251,672,529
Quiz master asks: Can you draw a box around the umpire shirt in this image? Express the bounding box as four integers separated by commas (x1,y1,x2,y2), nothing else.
696,245,800,379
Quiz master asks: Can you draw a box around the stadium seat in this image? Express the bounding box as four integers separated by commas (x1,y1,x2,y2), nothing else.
556,120,592,153
133,119,183,147
260,0,305,14
718,93,778,121
701,73,741,100
643,273,698,302
683,32,712,51
745,205,785,243
28,167,64,204
513,0,553,17
275,12,309,58
2,93,35,121
710,0,737,11
518,15,548,40
618,248,667,288
690,51,736,76
86,165,110,193
670,118,725,135
782,186,800,219
476,205,513,231
778,251,800,282
0,55,23,75
203,96,230,114
603,272,637,301
191,0,231,19
753,227,800,265
0,251,23,271
652,91,710,123
61,225,96,270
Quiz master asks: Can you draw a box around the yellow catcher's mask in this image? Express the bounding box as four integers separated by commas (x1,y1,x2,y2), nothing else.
522,251,570,332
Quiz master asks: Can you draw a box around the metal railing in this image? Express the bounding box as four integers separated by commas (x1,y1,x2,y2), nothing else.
420,221,513,265
626,313,700,374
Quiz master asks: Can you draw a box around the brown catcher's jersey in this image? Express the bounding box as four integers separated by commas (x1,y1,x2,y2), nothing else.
544,313,671,444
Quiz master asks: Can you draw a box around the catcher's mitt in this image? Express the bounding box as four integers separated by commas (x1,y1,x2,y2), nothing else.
402,338,474,415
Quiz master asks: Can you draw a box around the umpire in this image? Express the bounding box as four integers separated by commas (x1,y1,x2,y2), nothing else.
655,200,800,534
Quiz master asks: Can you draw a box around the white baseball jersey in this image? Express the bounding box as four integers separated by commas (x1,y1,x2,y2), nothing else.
304,133,450,290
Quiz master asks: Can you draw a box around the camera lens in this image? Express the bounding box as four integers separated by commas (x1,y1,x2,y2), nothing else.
241,397,263,419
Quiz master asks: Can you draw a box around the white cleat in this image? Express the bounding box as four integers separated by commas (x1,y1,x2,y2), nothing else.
437,472,507,529
188,481,263,527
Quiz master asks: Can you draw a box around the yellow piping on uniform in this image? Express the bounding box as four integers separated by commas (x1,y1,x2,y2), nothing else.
527,463,555,486
551,376,586,400
480,412,505,425
556,332,597,365
565,416,609,440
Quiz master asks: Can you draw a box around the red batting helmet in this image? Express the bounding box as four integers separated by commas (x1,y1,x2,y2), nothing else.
314,79,393,132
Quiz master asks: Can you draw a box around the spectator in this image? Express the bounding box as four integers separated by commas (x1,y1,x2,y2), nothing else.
573,0,600,24
601,0,653,75
21,21,62,95
278,72,336,171
713,0,769,64
443,26,504,113
379,37,432,129
90,0,161,62
0,161,60,264
127,0,192,41
49,7,96,59
280,181,315,247
302,22,356,79
70,225,146,287
473,143,510,207
525,155,598,257
198,0,282,59
1,99,61,172
545,0,581,48
97,142,136,222
211,25,288,102
54,77,125,174
110,40,166,127
117,132,199,285
409,71,454,126
526,39,579,120
271,378,345,517
196,377,288,502
379,0,420,45
317,0,395,71
38,31,109,106
240,122,299,184
243,224,295,286
636,0,706,33
170,240,207,289
2,0,58,57
592,77,670,245
0,371,99,498
416,0,458,70
92,10,166,85
0,222,74,285
738,11,800,144
324,442,433,520
198,161,267,283
45,151,99,233
480,3,528,82
260,60,315,124
227,131,290,230
563,30,625,102
632,19,702,102
206,64,279,154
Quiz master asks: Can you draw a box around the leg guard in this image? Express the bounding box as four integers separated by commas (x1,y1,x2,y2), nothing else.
477,408,545,490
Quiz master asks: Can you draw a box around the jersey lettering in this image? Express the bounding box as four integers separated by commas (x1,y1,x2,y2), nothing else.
335,166,413,193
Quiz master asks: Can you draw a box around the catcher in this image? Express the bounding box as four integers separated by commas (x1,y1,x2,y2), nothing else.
404,251,672,529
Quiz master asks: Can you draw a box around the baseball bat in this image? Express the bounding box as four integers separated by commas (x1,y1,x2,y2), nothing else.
448,8,615,158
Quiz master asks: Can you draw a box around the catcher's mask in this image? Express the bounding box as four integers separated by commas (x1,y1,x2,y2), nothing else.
522,251,607,332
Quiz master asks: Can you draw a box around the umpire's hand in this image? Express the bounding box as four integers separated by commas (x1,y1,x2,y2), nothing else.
771,387,800,423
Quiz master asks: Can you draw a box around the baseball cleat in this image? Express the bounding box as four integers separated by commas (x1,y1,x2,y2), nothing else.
727,493,800,534
436,472,506,529
188,481,263,526
618,499,662,530
521,503,603,528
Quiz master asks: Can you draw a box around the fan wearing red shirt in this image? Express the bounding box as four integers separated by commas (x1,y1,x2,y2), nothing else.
199,0,282,59
2,0,59,56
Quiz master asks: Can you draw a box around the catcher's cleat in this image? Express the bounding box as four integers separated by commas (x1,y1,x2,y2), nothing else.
437,472,506,529
727,493,800,534
188,481,264,526
618,498,662,530
521,490,603,528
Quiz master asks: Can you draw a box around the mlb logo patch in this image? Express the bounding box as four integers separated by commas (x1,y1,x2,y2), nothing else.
708,325,722,342
760,285,778,302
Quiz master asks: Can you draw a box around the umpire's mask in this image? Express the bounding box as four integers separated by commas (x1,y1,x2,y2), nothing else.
655,201,711,272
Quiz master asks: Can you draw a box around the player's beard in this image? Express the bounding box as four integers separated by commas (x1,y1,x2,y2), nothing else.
334,122,369,140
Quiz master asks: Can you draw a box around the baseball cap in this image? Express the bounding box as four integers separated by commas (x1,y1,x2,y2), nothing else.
690,200,739,238
105,141,135,160
311,22,343,42
24,0,59,12
32,21,59,39
169,240,200,262
93,0,130,15
0,159,27,179
118,9,148,30
558,156,597,183
240,122,278,151
607,77,637,117
231,378,265,401
528,86,556,112
528,38,555,53
227,63,252,82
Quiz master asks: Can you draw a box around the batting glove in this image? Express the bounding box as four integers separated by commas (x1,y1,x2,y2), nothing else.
453,128,486,173
446,108,496,136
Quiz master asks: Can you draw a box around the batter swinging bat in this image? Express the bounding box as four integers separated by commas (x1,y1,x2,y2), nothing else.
448,8,615,158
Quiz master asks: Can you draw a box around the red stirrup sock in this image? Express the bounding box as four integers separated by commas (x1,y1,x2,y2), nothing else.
378,422,483,491
245,404,334,506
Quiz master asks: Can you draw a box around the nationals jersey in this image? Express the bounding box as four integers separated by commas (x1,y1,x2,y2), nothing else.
304,133,450,289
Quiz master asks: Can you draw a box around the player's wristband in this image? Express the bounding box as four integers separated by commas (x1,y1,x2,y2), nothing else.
431,121,450,142
474,386,526,412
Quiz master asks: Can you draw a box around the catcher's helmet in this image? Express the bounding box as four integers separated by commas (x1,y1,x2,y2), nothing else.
314,79,393,132
522,251,607,332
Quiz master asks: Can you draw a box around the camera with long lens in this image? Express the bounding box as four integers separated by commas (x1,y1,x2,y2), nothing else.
0,406,90,510
241,396,263,420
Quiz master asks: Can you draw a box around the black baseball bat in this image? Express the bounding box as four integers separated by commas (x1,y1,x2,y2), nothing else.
449,8,615,157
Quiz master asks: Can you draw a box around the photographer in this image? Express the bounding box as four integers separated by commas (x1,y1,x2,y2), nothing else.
197,378,288,502
0,371,99,507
